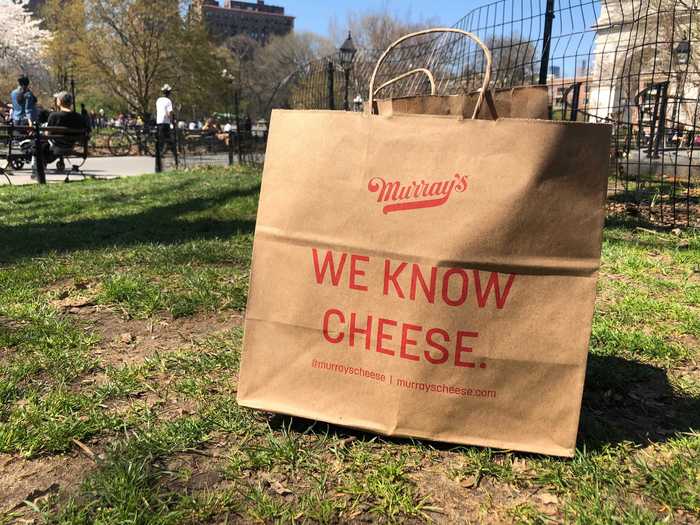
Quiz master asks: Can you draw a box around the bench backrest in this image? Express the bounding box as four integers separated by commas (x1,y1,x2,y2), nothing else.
0,124,89,157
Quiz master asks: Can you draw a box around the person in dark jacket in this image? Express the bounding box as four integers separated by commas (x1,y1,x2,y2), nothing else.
31,91,86,177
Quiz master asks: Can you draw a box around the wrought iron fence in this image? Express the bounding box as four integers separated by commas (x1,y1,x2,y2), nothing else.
0,123,267,183
155,128,267,172
278,0,700,228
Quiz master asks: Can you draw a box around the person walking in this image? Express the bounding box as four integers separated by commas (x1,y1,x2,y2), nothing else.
80,103,93,131
156,84,178,167
10,76,38,127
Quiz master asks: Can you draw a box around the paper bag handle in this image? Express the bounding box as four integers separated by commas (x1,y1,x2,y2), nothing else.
373,68,437,98
368,28,493,119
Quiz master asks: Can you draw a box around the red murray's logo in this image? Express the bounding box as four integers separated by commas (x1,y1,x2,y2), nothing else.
368,174,469,214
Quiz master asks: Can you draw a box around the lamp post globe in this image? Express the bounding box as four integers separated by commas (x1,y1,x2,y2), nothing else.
670,33,692,142
675,33,691,66
339,31,357,71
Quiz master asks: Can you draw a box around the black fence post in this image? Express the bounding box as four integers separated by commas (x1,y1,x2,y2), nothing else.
570,82,581,121
70,74,76,112
344,68,351,111
538,0,555,86
137,126,145,156
647,84,662,158
655,82,669,158
327,60,335,110
8,121,14,159
155,127,162,173
33,126,46,185
636,90,645,149
173,128,180,169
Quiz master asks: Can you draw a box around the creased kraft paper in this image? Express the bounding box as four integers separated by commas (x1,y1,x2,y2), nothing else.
237,110,612,457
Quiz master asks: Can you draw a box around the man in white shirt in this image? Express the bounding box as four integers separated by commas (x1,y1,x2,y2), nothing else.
156,84,178,166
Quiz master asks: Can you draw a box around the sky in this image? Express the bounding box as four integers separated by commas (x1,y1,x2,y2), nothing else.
281,0,485,42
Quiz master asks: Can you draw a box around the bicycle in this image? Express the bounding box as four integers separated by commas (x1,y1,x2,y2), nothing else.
107,125,156,156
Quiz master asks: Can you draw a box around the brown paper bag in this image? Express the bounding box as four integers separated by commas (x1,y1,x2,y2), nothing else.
374,86,550,120
237,28,612,457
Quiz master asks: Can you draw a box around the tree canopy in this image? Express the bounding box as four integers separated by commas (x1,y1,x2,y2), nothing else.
0,0,51,98
43,0,231,118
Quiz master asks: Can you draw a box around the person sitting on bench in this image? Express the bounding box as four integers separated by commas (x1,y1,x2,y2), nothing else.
33,91,86,177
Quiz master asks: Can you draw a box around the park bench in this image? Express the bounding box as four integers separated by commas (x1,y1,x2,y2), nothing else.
0,124,91,184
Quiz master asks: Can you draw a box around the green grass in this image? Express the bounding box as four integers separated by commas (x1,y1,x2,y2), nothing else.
0,167,697,524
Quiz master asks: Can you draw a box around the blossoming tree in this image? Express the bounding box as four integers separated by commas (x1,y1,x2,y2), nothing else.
0,0,50,93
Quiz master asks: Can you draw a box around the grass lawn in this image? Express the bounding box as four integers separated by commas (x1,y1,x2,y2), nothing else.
0,166,698,524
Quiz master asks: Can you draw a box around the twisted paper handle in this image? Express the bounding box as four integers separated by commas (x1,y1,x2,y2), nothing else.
373,68,437,98
368,28,493,119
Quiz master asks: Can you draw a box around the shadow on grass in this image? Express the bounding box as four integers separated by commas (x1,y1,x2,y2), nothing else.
578,355,699,450
0,182,260,264
264,355,699,455
605,192,697,230
603,214,693,251
604,213,666,231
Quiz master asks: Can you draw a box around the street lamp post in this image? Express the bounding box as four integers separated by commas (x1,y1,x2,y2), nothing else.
671,33,691,145
70,68,76,112
675,32,691,67
339,32,357,111
222,68,243,163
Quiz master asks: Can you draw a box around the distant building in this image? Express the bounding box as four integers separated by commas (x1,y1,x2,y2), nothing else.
544,66,590,114
193,0,294,44
547,75,590,114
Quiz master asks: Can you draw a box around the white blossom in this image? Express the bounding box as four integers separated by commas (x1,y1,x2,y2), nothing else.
0,0,50,75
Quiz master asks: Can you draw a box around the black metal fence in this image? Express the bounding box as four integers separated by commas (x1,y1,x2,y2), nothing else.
154,128,267,172
279,0,700,228
0,124,267,183
85,125,267,171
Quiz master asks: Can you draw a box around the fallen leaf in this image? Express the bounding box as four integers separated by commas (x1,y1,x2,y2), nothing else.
511,458,531,474
537,493,559,506
270,480,293,496
338,436,357,448
260,473,293,496
72,438,96,460
57,296,94,309
460,475,479,488
542,505,558,516
119,332,135,344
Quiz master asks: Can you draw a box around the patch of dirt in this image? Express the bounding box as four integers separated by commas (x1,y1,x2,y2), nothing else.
410,455,558,524
64,305,243,369
0,315,27,331
0,449,97,517
159,439,232,495
1,300,243,521
677,335,700,357
0,316,28,361
103,387,200,423
47,278,243,369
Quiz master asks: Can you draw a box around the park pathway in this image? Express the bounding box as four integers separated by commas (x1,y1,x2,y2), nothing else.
1,156,155,186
